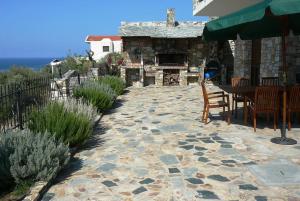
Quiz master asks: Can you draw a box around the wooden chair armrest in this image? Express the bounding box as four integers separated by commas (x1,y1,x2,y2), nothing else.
208,95,225,99
207,91,224,96
208,93,229,100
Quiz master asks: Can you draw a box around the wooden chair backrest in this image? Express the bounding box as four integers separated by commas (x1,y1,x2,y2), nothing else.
289,85,300,111
231,77,250,93
261,77,279,86
201,81,209,105
255,86,279,111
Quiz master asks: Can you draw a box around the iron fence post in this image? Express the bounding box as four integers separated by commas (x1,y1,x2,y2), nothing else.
16,85,23,130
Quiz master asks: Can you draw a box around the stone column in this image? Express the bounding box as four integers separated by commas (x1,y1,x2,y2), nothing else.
155,70,164,86
120,67,126,83
179,69,188,86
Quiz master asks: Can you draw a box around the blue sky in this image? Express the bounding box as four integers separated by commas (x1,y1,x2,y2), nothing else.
0,0,207,58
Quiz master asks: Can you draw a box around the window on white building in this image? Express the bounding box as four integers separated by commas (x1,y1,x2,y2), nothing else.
103,46,110,52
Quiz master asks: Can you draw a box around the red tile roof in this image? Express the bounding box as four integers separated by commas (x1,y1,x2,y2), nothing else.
86,35,122,42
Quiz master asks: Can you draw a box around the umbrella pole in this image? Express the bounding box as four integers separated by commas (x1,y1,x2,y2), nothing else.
271,24,297,145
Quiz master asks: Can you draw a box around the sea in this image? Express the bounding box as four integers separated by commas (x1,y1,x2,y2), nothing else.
0,58,61,72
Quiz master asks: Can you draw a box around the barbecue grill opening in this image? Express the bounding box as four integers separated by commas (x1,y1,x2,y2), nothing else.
158,54,186,66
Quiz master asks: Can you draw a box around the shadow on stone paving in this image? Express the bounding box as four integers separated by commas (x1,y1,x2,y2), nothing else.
52,157,84,185
204,108,300,130
105,99,126,115
78,124,108,152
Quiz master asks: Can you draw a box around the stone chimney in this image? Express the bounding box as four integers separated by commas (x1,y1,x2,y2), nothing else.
167,8,175,27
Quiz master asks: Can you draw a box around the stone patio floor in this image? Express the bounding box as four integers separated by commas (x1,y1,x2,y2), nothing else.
42,85,300,201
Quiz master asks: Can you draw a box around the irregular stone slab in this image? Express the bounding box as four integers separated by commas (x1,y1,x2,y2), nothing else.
212,136,224,141
194,152,204,156
185,178,203,184
239,184,258,190
248,159,300,186
221,144,232,148
102,180,117,187
195,146,207,151
139,178,155,184
97,163,116,172
170,177,185,188
151,129,161,134
160,154,179,165
183,168,198,177
221,160,237,164
117,128,130,133
186,139,199,142
201,140,215,144
255,196,268,201
132,186,147,194
178,141,188,145
103,154,118,161
207,175,230,182
198,157,209,163
159,124,187,132
134,168,149,177
180,145,194,150
197,190,219,199
169,168,181,174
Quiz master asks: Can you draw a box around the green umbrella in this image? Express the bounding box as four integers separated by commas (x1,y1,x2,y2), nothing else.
203,0,300,41
203,0,300,145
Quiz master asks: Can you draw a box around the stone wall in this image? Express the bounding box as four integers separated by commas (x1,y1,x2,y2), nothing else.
234,39,252,79
260,37,281,80
233,35,300,85
286,35,300,84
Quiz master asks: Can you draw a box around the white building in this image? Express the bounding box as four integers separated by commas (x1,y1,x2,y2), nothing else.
85,35,122,61
193,0,261,17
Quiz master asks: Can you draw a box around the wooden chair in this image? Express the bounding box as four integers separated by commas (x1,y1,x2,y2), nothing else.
231,77,250,118
261,77,279,86
201,81,231,124
288,85,300,130
247,86,279,132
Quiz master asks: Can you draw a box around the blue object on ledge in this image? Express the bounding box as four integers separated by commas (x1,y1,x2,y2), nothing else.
204,70,217,79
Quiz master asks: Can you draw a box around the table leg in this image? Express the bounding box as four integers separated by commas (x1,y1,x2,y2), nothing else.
244,96,247,125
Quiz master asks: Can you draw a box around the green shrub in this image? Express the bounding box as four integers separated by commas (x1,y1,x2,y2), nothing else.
98,76,125,95
28,100,94,147
0,130,69,188
0,144,14,191
73,81,116,112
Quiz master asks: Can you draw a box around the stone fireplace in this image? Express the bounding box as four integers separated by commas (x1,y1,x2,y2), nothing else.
119,9,208,87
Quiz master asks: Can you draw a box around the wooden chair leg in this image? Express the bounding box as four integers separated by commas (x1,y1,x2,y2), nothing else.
223,106,225,120
232,98,234,115
235,100,238,118
227,104,231,125
204,106,209,124
273,112,276,131
202,104,206,122
253,112,257,132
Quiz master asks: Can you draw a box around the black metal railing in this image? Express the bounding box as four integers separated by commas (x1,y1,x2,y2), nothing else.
0,76,51,132
0,71,97,133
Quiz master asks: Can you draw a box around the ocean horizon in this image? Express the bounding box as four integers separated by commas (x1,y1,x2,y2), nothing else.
0,57,62,72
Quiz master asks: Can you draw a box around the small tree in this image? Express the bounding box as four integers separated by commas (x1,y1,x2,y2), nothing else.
99,53,124,76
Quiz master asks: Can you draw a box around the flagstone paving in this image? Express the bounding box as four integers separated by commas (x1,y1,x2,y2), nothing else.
42,85,300,201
